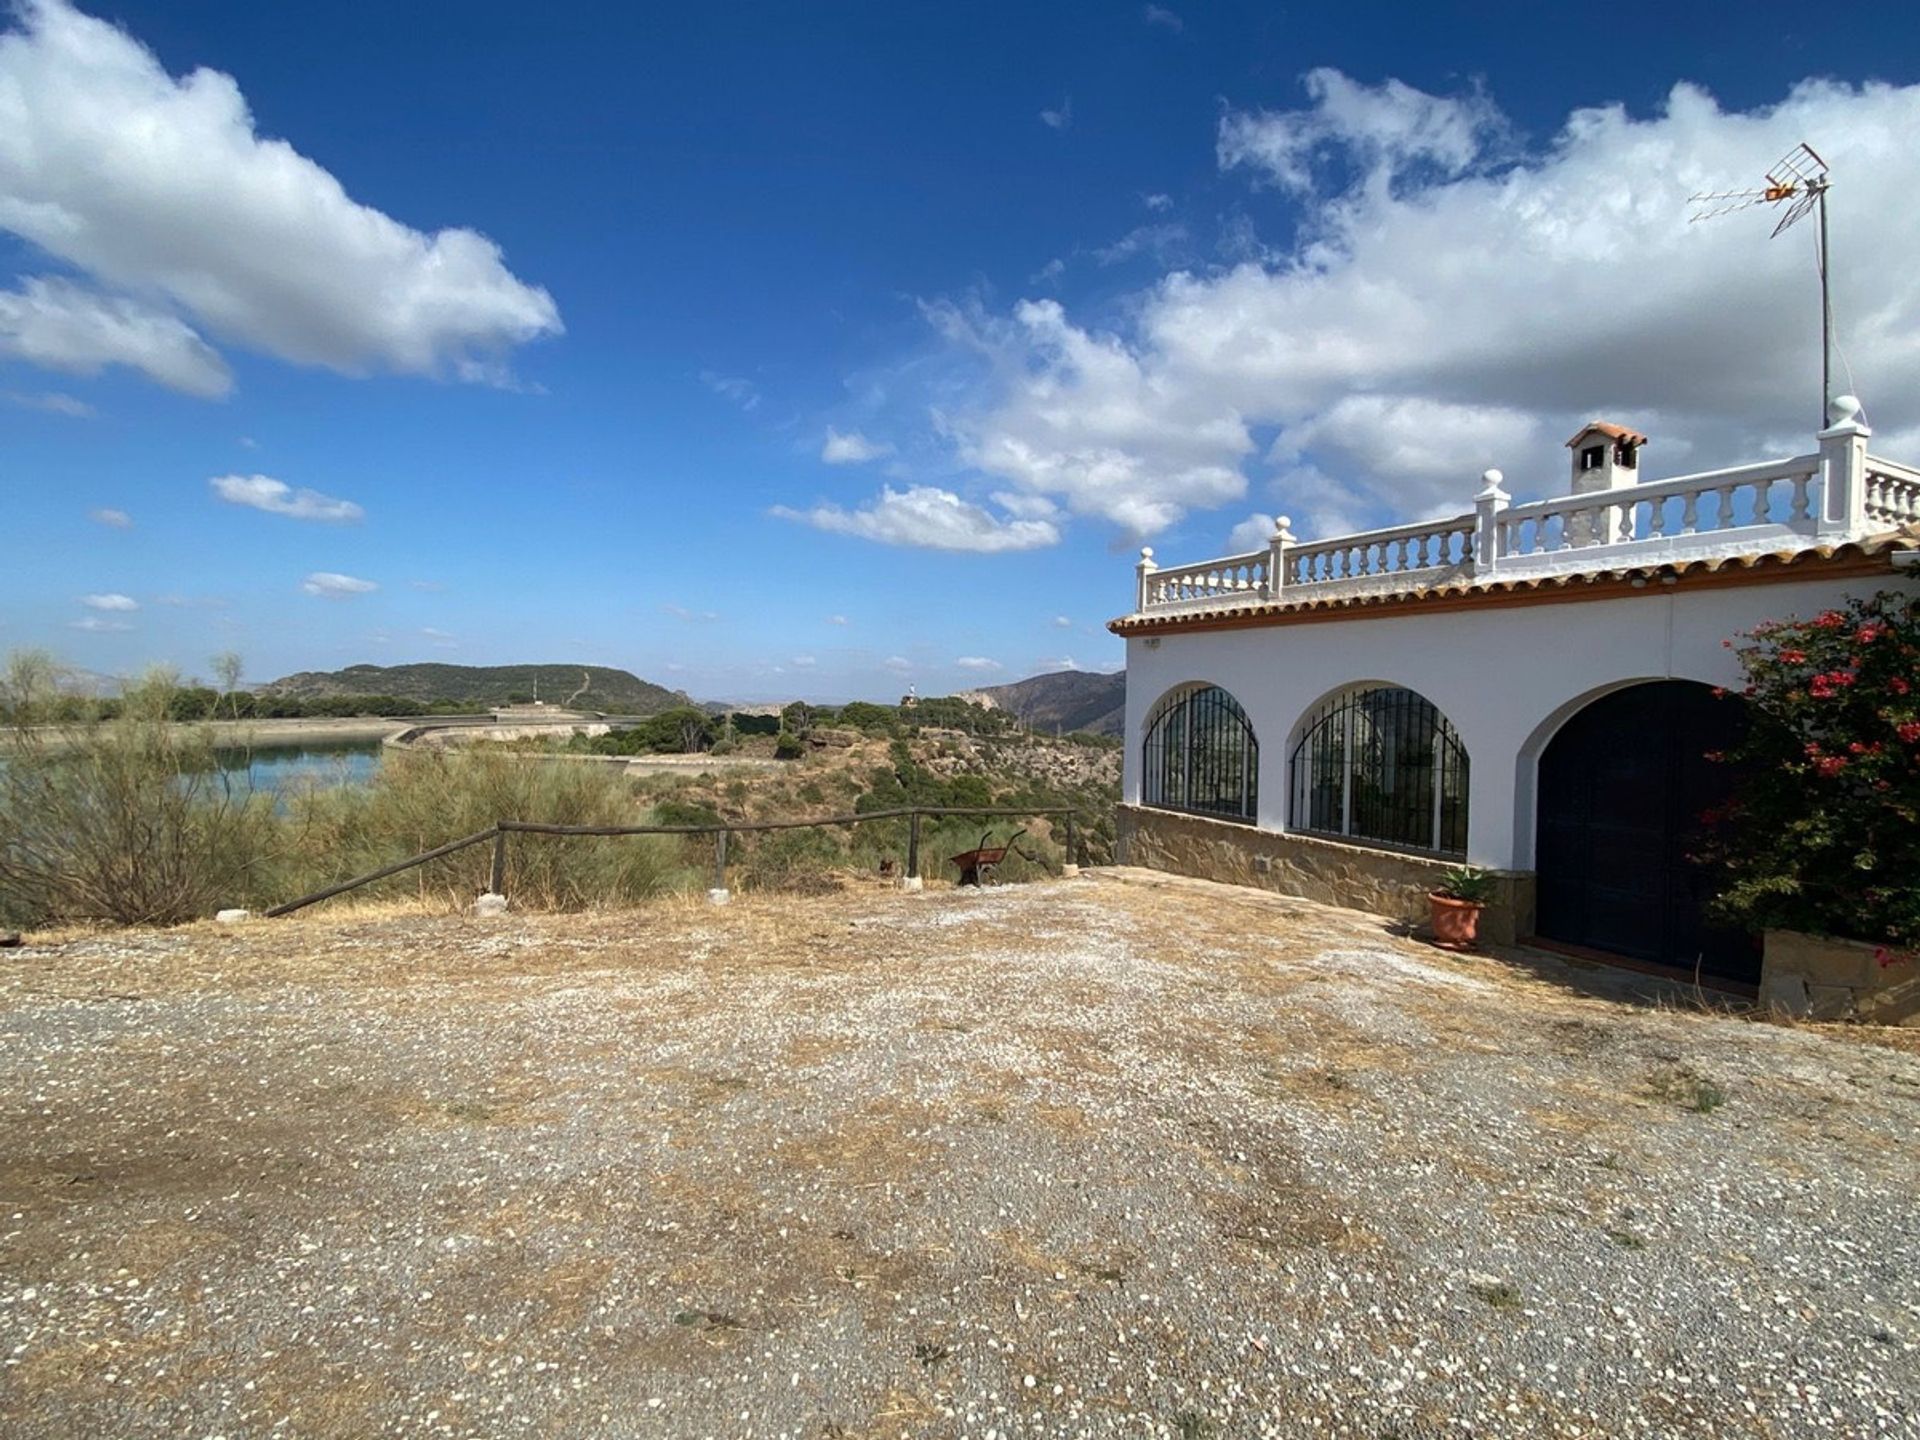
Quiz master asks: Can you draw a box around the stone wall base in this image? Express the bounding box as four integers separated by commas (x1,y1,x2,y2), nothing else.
1116,805,1535,945
1759,930,1920,1023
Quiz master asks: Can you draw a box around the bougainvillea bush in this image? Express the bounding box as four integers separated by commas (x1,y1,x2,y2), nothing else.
1703,589,1920,949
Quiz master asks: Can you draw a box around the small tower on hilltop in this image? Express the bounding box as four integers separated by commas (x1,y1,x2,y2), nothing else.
1564,421,1648,545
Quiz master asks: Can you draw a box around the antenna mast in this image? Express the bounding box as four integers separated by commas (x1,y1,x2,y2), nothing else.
1689,142,1833,425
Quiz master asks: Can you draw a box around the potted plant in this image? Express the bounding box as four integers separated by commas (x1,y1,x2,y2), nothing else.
1429,865,1496,948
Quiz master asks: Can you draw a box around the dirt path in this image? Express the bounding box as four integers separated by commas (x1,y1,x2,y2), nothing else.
1,873,1914,1437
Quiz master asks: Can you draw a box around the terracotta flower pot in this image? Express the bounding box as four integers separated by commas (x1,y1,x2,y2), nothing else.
1428,892,1484,948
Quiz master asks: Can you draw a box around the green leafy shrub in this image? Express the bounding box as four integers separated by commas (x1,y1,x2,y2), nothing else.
773,731,806,760
1702,591,1920,948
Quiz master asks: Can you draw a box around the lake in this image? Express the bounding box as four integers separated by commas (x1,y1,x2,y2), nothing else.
215,740,384,796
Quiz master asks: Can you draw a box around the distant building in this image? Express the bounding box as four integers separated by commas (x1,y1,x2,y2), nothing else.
1112,395,1918,991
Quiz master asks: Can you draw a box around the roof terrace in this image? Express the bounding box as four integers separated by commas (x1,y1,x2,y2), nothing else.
1121,395,1919,625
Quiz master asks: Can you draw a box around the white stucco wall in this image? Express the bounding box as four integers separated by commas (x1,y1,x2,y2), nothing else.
1123,572,1915,871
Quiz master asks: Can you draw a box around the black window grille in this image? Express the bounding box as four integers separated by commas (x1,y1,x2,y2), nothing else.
1141,685,1258,824
1288,686,1468,855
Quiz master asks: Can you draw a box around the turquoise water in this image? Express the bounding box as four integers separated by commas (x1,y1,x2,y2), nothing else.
214,740,384,796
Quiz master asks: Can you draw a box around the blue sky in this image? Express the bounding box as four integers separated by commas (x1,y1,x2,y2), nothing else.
7,0,1920,701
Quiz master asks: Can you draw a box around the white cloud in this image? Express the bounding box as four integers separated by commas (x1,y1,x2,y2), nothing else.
826,614,849,626
774,485,1059,552
955,656,1002,672
1040,98,1072,131
211,474,363,523
1030,257,1066,285
662,602,719,622
1051,615,1073,628
1226,512,1280,553
1091,222,1187,267
927,297,1249,536
1216,67,1508,196
81,592,137,611
883,655,913,674
1142,191,1174,211
409,579,445,592
791,655,817,668
302,571,378,598
1034,655,1080,672
69,615,130,632
1143,5,1183,32
912,73,1920,543
421,626,453,639
0,276,230,396
700,370,759,410
0,0,559,394
88,505,131,528
820,427,893,464
3,386,92,416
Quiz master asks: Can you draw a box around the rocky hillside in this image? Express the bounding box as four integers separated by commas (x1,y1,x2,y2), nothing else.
260,663,688,713
959,668,1125,736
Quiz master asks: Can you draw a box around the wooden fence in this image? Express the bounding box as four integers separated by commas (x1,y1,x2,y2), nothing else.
264,805,1084,917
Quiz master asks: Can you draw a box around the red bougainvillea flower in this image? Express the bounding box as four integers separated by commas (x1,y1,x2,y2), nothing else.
1856,624,1885,644
1891,676,1912,695
1899,721,1920,744
1811,611,1847,630
1814,755,1849,777
1777,648,1808,664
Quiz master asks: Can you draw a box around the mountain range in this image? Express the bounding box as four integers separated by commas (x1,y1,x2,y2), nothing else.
959,668,1125,736
260,663,689,713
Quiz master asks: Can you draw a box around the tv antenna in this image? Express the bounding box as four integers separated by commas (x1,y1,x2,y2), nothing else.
1689,142,1833,426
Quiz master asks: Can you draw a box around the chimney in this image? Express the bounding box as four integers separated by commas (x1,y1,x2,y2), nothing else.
1564,421,1647,546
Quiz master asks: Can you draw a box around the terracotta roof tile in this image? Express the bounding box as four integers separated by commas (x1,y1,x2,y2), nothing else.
1565,421,1649,448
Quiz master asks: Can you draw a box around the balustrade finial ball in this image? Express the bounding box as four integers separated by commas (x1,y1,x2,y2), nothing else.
1827,393,1863,427
1476,468,1507,501
1139,546,1155,562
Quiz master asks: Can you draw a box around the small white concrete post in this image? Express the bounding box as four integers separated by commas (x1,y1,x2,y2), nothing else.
1815,394,1870,541
1264,516,1295,599
1473,470,1508,576
1135,547,1158,612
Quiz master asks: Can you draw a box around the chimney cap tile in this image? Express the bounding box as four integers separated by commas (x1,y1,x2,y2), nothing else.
1565,421,1648,449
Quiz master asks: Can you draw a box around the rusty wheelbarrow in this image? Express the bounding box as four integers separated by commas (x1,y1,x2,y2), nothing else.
948,827,1030,886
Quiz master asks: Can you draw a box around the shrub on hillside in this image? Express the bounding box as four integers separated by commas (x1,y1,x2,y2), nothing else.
1702,591,1920,948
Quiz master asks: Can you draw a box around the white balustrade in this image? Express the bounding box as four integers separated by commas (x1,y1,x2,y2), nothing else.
1285,514,1475,588
1865,457,1920,528
1490,456,1820,573
1139,548,1270,610
1130,422,1905,617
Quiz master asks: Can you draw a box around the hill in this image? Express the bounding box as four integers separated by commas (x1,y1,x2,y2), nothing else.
260,663,689,713
959,668,1126,736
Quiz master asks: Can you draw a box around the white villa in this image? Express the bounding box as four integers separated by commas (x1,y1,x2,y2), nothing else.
1110,396,1919,994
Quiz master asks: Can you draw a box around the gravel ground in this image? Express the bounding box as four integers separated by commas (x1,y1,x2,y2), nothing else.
1,869,1916,1439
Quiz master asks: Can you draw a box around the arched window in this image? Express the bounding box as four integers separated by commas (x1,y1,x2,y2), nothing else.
1142,685,1258,823
1289,686,1468,855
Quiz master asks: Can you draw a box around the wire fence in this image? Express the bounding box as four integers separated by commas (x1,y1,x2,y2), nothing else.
264,805,1085,917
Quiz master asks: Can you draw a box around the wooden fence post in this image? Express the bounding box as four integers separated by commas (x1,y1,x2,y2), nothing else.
903,809,923,892
1063,813,1079,877
488,827,508,896
709,830,730,905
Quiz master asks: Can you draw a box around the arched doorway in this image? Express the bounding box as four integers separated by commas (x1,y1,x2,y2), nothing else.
1535,681,1759,982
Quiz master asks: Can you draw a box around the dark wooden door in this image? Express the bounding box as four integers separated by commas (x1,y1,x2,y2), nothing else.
1535,682,1759,982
